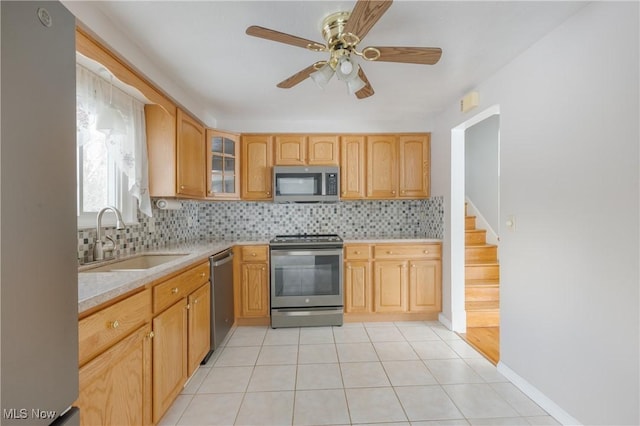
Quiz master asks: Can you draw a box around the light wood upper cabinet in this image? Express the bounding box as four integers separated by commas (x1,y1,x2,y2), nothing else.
207,130,240,199
273,134,339,166
340,135,366,199
274,135,306,165
176,109,206,198
367,135,398,198
399,134,430,198
308,135,339,165
241,135,273,200
145,104,177,198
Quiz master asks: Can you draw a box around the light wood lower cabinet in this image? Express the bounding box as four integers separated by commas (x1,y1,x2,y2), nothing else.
234,245,270,322
188,282,211,376
152,262,211,423
152,298,188,423
76,289,152,426
344,242,442,319
77,324,152,426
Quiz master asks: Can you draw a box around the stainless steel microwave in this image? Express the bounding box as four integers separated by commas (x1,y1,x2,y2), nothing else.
273,165,340,203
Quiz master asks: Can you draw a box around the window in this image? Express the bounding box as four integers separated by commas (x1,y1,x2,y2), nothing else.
76,62,151,228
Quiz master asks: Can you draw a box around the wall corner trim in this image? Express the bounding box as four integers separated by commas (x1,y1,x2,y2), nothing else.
497,361,582,426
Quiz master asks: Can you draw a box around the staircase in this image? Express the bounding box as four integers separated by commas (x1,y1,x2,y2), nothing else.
465,205,500,327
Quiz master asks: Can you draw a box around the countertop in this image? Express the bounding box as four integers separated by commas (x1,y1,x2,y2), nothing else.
78,236,441,314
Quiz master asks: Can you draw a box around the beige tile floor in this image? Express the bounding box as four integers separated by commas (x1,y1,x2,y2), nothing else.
158,321,560,426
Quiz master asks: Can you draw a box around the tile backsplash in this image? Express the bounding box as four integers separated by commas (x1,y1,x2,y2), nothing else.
77,197,444,264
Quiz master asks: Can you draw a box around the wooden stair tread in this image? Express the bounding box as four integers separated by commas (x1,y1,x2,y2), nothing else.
466,278,500,286
466,300,500,310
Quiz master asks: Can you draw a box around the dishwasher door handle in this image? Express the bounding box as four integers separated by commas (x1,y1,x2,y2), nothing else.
211,252,234,267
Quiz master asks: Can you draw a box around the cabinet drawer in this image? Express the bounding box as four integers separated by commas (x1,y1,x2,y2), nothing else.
240,245,268,262
79,289,151,366
374,244,441,259
344,245,371,260
153,261,210,313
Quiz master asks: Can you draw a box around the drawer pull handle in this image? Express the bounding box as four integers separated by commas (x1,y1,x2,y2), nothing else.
110,320,120,329
171,287,179,294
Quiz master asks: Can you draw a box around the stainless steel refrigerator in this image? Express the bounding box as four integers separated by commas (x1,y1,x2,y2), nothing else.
1,2,79,425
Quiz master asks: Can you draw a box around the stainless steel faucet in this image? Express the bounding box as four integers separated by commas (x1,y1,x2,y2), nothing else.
94,206,126,261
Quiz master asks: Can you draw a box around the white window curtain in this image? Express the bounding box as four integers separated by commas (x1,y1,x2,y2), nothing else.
76,64,152,217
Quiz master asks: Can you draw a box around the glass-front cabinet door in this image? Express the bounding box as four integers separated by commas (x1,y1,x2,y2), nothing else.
206,129,240,199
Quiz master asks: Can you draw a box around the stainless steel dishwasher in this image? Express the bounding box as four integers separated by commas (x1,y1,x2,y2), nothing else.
202,249,235,364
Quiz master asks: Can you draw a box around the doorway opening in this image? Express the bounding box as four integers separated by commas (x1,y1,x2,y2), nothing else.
450,105,500,364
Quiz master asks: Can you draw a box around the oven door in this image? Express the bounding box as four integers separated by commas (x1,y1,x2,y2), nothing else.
270,247,343,308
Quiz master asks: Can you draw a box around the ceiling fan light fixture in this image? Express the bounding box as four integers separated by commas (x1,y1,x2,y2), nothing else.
335,56,358,82
347,69,366,95
310,62,335,88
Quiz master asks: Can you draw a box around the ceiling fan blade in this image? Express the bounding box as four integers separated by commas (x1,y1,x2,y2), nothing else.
344,0,393,41
355,68,374,99
246,26,325,50
370,46,443,65
277,64,318,88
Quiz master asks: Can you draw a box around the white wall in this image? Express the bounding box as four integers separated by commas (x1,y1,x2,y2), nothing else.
431,2,639,425
465,114,500,235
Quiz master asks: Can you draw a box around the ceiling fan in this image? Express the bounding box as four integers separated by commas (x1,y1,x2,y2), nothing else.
245,0,442,99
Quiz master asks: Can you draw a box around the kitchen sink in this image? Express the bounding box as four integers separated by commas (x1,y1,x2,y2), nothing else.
81,254,189,272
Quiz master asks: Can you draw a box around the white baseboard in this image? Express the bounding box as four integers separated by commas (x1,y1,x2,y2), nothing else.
438,313,453,330
497,361,582,426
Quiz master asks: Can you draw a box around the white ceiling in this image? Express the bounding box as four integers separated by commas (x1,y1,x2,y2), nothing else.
66,1,587,131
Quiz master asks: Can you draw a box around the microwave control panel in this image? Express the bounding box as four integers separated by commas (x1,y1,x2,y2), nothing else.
326,173,338,195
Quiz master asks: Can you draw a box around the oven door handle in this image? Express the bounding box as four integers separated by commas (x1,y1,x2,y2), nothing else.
271,249,342,257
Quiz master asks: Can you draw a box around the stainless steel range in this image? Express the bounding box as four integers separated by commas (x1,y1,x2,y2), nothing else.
269,234,344,328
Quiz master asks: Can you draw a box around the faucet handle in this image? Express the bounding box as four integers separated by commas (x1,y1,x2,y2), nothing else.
103,235,116,259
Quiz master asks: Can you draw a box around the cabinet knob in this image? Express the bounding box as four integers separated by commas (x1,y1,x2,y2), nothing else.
424,250,429,254
200,272,206,278
171,287,179,294
387,251,393,254
354,251,361,254
147,331,155,339
392,190,396,195
266,191,271,196
412,264,416,268
110,320,120,329
186,303,191,310
251,252,256,257
261,267,265,271
180,185,185,189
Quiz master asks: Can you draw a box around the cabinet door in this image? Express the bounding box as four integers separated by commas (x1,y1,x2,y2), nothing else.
408,260,441,312
152,299,188,423
240,262,269,317
188,283,211,376
308,135,339,165
373,260,407,312
340,135,366,199
77,325,152,426
145,104,177,197
399,134,430,198
241,135,273,200
274,135,306,165
367,135,397,198
176,109,205,198
345,261,371,313
207,130,240,199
